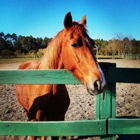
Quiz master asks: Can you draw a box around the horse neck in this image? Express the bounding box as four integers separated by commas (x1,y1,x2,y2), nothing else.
39,34,63,69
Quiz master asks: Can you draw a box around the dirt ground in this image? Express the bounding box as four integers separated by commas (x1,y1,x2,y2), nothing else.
0,59,140,140
0,59,140,69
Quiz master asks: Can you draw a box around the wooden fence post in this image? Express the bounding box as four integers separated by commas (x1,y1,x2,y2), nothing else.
96,62,116,140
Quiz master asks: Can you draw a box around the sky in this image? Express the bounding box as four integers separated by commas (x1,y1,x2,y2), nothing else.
0,0,140,40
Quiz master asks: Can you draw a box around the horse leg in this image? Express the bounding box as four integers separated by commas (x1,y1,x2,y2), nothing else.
29,110,43,140
51,137,59,140
29,136,35,140
36,110,47,140
41,136,46,140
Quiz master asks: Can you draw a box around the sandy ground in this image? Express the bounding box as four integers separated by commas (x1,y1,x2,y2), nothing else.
0,59,140,69
0,59,140,140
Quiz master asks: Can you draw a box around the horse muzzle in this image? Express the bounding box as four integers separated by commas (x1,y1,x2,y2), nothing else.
86,79,106,95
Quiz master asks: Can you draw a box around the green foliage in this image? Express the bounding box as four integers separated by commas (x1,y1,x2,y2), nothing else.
0,32,4,38
0,32,51,53
1,49,15,58
105,39,119,55
0,38,9,51
42,37,51,48
36,49,45,58
14,50,22,57
94,37,140,58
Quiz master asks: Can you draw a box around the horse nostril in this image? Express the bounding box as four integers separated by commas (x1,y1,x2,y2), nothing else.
94,80,101,91
86,80,103,95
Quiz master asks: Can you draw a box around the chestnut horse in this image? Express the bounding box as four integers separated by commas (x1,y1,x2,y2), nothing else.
16,12,106,140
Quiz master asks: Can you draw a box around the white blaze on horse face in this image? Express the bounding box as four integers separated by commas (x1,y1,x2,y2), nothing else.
86,37,97,54
86,37,90,47
97,63,106,89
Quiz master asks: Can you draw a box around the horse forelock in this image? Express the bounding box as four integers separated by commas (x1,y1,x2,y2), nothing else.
65,22,97,57
70,21,87,35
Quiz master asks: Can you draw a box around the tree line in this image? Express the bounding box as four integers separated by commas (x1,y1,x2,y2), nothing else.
95,37,140,57
0,32,140,58
0,32,51,58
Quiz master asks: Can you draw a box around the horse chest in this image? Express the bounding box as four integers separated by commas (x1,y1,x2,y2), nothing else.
28,90,70,121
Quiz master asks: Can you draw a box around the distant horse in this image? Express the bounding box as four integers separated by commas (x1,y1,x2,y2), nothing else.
16,12,106,140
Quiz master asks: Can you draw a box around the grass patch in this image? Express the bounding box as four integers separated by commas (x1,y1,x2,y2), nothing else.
97,55,122,59
0,58,40,64
0,56,122,64
0,55,121,64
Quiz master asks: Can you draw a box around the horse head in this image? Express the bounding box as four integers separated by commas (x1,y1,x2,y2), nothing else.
60,12,106,95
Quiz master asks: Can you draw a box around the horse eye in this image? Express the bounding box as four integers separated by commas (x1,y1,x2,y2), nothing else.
71,43,78,47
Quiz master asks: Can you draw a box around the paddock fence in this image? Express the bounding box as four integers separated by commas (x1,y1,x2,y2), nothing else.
0,62,140,140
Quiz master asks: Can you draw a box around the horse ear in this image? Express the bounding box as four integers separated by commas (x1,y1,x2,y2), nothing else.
64,12,72,28
80,15,86,26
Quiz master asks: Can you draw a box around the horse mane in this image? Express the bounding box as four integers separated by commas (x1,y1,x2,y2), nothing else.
38,30,63,69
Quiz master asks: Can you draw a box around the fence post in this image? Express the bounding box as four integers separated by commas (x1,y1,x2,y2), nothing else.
96,62,116,140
